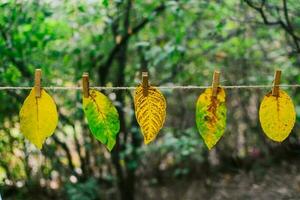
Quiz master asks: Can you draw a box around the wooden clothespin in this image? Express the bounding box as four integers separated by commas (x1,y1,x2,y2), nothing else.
82,72,89,98
142,72,149,97
272,70,281,97
35,69,42,98
212,70,220,97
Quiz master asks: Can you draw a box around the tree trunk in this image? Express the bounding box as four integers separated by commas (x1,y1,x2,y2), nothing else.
114,35,136,200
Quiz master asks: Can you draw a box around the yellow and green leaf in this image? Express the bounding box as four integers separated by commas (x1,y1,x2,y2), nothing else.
19,88,58,149
259,89,295,142
195,87,226,150
83,89,120,151
134,85,166,144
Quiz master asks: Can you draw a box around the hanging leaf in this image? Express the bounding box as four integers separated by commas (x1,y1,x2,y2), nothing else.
83,89,120,151
259,90,295,142
134,85,166,144
19,88,58,149
195,88,226,150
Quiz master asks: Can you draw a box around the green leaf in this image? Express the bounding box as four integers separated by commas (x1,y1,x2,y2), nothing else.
102,0,109,7
83,89,120,151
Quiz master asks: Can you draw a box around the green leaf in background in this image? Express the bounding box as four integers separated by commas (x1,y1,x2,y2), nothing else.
102,0,109,7
195,88,227,149
83,89,120,151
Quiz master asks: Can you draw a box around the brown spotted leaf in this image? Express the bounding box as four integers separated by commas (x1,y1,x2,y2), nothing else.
195,87,227,149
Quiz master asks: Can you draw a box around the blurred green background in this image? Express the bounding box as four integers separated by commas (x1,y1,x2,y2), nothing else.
1,0,300,199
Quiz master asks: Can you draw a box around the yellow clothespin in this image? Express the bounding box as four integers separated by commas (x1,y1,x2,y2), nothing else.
272,70,281,97
35,69,42,98
142,72,149,97
82,72,89,98
212,70,220,97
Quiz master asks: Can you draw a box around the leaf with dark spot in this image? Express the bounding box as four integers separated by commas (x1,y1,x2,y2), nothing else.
195,87,226,149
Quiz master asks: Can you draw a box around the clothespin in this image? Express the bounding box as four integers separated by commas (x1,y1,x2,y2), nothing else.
272,70,281,97
212,70,220,97
82,72,89,98
35,69,42,98
142,72,149,97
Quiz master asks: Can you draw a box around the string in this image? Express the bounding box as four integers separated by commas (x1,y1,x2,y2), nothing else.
0,84,299,90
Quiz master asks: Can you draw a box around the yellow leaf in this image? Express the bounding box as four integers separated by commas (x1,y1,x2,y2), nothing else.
19,88,58,149
134,85,166,144
195,88,227,149
259,89,295,142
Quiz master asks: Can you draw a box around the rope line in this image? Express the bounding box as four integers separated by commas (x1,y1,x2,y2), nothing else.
0,84,300,90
